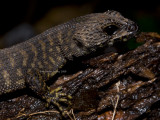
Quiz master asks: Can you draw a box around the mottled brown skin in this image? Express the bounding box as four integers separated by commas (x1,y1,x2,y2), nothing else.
0,10,137,115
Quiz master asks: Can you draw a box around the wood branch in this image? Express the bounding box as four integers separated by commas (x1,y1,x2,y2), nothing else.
0,32,160,120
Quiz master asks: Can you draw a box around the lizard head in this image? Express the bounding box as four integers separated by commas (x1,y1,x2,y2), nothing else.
72,10,138,55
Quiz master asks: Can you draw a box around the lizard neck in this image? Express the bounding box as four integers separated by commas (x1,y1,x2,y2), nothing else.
52,24,87,60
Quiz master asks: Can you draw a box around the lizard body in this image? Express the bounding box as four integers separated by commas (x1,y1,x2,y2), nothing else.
0,10,138,115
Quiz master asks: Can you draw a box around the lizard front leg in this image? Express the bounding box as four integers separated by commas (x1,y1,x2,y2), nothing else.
25,71,72,116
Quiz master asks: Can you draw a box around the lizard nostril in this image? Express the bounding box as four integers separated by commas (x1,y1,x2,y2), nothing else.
128,23,138,32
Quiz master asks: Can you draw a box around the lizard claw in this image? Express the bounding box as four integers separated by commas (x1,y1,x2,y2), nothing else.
44,86,72,116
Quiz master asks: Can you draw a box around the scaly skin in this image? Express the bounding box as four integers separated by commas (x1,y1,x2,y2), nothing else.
0,10,138,115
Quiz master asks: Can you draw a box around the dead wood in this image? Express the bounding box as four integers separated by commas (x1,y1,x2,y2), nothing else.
1,32,160,120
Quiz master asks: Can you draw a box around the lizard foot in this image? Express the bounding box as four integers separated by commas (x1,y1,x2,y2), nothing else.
26,71,72,116
44,86,72,116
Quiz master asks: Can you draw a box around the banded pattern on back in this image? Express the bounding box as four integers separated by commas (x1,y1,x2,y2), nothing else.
0,11,137,96
0,24,75,95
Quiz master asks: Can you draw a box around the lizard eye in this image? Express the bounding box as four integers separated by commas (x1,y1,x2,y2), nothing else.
103,25,119,35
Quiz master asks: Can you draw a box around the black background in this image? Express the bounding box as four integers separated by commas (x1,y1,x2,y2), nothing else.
0,0,159,47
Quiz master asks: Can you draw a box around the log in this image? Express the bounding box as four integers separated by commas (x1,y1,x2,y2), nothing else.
0,32,160,120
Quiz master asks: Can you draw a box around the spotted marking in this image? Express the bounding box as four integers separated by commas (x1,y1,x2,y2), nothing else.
56,46,61,53
9,57,15,67
38,61,43,68
50,70,58,77
48,65,52,70
49,48,53,52
5,89,12,93
31,63,35,68
44,61,48,65
47,35,54,46
16,68,23,77
57,31,63,44
70,43,76,49
49,57,55,64
27,68,32,73
29,43,38,67
38,40,46,59
20,50,28,67
66,30,72,42
3,70,11,87
57,56,62,61
16,79,25,85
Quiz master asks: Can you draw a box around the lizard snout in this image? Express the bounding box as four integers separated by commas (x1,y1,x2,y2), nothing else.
127,23,138,32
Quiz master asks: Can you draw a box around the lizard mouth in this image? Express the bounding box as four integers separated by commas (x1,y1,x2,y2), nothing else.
108,33,135,46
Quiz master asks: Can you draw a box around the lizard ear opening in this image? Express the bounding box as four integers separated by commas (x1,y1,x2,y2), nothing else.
74,38,84,48
103,25,119,36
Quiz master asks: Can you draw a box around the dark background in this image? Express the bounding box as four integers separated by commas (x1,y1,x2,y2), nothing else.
0,0,160,48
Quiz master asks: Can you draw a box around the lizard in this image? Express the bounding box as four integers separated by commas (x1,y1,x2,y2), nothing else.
0,10,138,115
